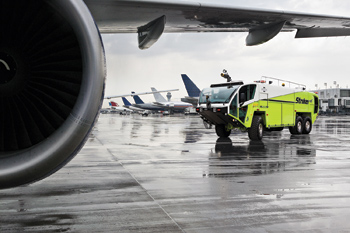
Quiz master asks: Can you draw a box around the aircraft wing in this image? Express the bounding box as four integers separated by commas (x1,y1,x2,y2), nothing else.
152,102,165,107
105,89,179,99
181,96,199,107
153,102,177,108
85,0,350,47
112,107,133,112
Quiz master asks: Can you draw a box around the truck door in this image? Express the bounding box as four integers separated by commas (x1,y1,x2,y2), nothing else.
238,84,256,122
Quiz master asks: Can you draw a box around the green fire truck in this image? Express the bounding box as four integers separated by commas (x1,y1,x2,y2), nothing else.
196,74,319,140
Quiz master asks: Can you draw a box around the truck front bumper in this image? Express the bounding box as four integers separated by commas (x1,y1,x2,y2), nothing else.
197,107,242,127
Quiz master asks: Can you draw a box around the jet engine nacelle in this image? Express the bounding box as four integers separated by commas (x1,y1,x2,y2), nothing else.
0,0,106,188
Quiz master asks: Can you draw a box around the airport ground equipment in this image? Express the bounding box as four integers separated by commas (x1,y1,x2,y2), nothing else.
196,74,319,140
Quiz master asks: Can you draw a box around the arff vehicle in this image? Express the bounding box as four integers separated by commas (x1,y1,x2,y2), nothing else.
196,72,319,140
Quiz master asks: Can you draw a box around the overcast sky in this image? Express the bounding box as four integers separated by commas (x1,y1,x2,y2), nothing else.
101,0,350,106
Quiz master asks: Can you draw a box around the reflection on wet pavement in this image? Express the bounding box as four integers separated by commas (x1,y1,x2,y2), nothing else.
1,115,350,232
206,136,316,179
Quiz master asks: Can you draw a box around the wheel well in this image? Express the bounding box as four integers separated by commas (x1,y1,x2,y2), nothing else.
297,112,311,119
253,112,266,126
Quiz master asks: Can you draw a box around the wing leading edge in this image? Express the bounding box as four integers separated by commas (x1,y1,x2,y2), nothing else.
85,0,350,47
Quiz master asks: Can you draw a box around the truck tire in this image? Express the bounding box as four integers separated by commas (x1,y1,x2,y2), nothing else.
302,117,312,134
248,115,264,141
289,116,303,135
215,124,231,138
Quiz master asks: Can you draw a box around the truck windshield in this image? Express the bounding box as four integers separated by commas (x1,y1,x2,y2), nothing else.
199,86,239,104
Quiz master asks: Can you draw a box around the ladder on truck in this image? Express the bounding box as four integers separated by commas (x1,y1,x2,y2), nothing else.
260,76,306,90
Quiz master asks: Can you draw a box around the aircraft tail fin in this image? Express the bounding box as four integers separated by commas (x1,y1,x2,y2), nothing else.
110,101,119,107
122,97,132,106
151,87,167,102
133,95,145,104
181,74,200,97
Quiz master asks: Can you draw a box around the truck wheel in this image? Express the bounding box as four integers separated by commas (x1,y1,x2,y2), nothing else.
289,116,303,135
215,124,231,138
302,117,312,134
248,115,264,141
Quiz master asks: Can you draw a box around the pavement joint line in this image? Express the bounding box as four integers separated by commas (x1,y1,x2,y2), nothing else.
104,146,185,233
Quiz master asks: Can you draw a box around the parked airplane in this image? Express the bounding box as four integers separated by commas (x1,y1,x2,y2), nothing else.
151,87,192,113
109,101,133,114
121,97,144,112
181,74,201,106
133,95,167,112
3,0,350,188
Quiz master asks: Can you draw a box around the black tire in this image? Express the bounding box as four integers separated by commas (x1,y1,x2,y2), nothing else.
215,124,231,138
248,115,264,141
289,116,303,135
302,117,312,134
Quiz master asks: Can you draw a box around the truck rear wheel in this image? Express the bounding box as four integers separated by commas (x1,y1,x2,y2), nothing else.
289,116,303,135
215,124,231,138
248,115,264,141
302,117,312,134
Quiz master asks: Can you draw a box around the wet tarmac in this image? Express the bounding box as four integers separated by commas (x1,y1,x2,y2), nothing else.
1,114,350,232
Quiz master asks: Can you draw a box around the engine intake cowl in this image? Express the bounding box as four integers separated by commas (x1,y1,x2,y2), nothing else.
0,0,106,189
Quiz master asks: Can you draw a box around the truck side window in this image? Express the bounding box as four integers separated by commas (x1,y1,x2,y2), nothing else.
230,95,237,117
239,84,256,103
314,96,319,114
249,85,256,100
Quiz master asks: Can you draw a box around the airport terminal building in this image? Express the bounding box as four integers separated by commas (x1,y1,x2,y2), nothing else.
312,88,350,113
